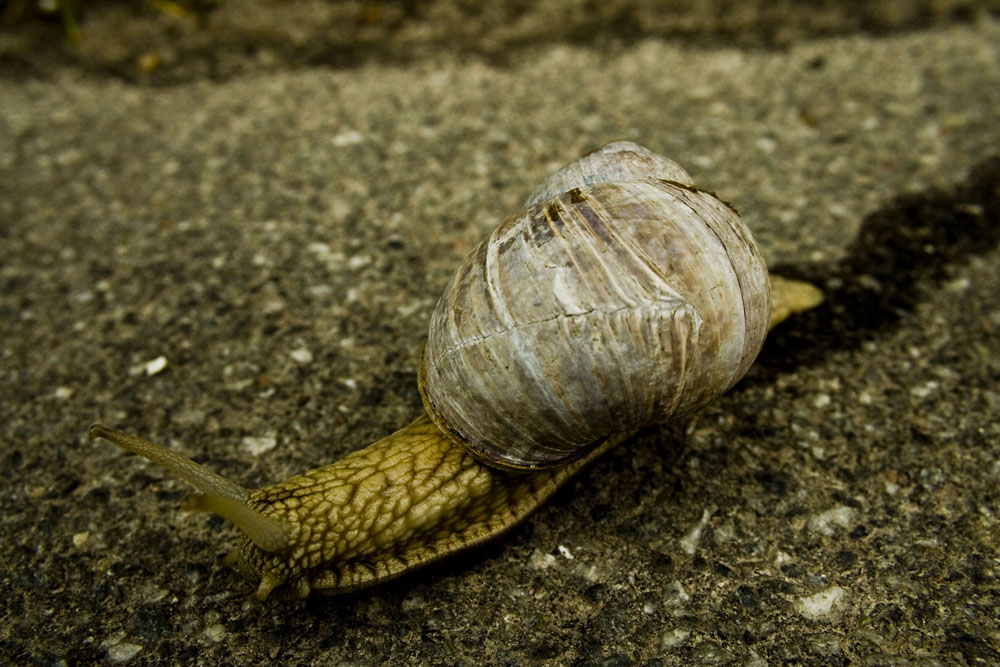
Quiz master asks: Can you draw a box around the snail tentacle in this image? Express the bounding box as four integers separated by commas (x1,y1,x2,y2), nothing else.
89,425,292,554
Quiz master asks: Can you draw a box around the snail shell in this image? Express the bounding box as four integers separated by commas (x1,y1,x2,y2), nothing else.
419,141,771,470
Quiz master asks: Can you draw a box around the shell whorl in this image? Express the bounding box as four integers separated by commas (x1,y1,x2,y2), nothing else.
524,141,694,206
419,142,770,470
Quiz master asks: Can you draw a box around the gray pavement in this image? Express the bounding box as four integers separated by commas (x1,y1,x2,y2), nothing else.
2,7,999,665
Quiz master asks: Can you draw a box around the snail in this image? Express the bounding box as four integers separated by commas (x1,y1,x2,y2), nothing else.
90,141,822,600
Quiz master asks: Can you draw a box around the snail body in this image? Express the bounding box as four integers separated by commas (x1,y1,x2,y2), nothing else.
91,142,821,599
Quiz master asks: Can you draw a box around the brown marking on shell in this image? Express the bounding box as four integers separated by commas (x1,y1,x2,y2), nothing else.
525,141,694,207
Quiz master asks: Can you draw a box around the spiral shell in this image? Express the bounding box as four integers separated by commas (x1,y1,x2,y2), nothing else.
419,141,770,470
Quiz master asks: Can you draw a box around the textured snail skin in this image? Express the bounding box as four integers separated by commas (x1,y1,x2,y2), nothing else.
233,418,631,599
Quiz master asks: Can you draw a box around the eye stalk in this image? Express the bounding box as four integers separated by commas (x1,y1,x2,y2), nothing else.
89,425,292,555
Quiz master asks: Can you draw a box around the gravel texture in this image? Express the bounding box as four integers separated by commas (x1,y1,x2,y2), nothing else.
2,4,1000,665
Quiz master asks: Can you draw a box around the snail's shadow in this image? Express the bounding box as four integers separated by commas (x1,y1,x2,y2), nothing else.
753,155,1000,379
